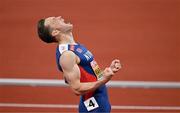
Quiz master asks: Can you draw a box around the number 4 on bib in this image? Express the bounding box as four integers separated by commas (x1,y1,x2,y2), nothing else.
89,99,95,107
84,97,99,111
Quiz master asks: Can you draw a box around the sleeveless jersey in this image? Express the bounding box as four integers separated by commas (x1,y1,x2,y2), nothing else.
56,43,111,113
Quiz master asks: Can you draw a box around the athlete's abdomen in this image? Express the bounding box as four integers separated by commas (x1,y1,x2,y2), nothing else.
79,85,111,113
79,66,110,112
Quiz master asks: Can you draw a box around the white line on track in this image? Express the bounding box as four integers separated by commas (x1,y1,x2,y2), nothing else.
0,103,180,110
1,79,180,88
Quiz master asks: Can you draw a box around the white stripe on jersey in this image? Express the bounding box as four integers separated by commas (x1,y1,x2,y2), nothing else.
58,44,68,54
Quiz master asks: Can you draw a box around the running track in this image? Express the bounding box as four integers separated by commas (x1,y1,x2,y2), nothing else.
0,0,180,112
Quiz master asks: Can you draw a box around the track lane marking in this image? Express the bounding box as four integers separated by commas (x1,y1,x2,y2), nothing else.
0,103,180,110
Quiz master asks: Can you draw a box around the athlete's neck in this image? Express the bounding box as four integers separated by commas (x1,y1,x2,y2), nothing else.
57,32,76,45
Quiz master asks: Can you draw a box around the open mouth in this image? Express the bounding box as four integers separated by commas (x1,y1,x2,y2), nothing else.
65,20,71,25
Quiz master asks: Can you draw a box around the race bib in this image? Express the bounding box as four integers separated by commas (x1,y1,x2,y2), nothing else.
90,60,103,80
84,97,99,111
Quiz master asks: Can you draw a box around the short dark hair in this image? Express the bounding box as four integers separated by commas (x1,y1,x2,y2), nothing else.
37,19,57,43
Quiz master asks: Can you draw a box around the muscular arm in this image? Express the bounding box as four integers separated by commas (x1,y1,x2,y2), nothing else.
60,51,113,96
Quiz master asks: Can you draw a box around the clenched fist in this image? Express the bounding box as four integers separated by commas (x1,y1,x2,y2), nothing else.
102,59,122,82
110,59,121,74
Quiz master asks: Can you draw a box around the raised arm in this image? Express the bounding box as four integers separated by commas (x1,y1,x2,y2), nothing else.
60,51,118,96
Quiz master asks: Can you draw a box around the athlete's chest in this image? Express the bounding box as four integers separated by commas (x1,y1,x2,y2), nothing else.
73,45,94,65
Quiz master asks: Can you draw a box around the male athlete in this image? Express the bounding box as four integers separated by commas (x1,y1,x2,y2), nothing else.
37,16,121,113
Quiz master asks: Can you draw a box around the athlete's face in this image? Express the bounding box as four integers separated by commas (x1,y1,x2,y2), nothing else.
44,16,73,35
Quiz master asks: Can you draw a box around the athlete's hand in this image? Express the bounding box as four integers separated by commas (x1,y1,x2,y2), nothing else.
109,59,121,74
102,67,114,81
101,59,121,83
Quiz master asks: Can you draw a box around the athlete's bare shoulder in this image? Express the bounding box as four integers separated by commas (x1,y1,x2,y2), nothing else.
60,50,76,66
